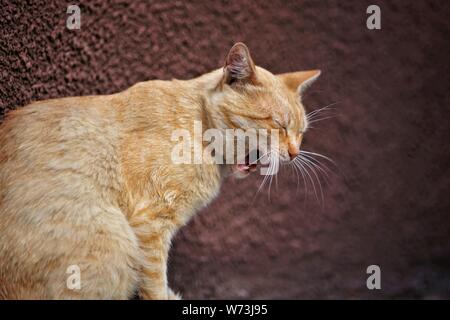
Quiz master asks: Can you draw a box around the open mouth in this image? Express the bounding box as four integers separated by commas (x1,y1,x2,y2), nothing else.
234,149,261,174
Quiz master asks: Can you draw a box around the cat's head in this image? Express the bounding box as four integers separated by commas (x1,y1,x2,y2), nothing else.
209,42,321,177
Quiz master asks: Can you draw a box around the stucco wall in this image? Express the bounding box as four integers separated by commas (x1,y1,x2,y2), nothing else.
1,1,449,299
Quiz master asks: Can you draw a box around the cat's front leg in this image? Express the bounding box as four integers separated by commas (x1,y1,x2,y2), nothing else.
130,213,174,300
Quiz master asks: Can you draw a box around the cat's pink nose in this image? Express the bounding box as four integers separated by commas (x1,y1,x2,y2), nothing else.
288,149,299,160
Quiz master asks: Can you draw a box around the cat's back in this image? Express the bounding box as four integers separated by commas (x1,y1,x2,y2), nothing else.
0,95,142,299
0,94,119,149
0,94,124,217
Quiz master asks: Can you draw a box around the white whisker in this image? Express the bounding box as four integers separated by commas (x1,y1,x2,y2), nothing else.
267,150,279,201
307,115,336,125
300,154,331,183
300,150,336,166
298,156,324,206
306,101,340,120
292,158,308,201
295,157,319,203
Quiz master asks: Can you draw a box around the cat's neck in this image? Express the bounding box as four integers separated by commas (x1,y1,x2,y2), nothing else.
120,68,226,133
192,68,228,131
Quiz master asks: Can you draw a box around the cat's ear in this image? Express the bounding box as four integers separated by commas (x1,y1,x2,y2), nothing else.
222,42,257,86
278,70,321,96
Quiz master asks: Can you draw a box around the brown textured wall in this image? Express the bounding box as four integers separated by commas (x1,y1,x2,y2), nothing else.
1,1,450,299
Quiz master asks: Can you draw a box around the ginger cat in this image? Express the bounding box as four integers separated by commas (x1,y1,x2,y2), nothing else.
0,43,320,299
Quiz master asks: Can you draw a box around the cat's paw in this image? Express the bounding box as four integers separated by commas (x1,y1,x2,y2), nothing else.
168,288,182,300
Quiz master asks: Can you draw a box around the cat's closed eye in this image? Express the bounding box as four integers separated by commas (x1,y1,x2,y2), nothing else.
274,119,287,134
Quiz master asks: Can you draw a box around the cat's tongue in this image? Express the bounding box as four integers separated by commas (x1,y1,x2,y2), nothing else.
235,152,259,174
237,164,249,172
236,163,258,173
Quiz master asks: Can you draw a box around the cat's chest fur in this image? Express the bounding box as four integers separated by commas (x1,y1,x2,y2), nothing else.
127,162,223,229
119,83,224,227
